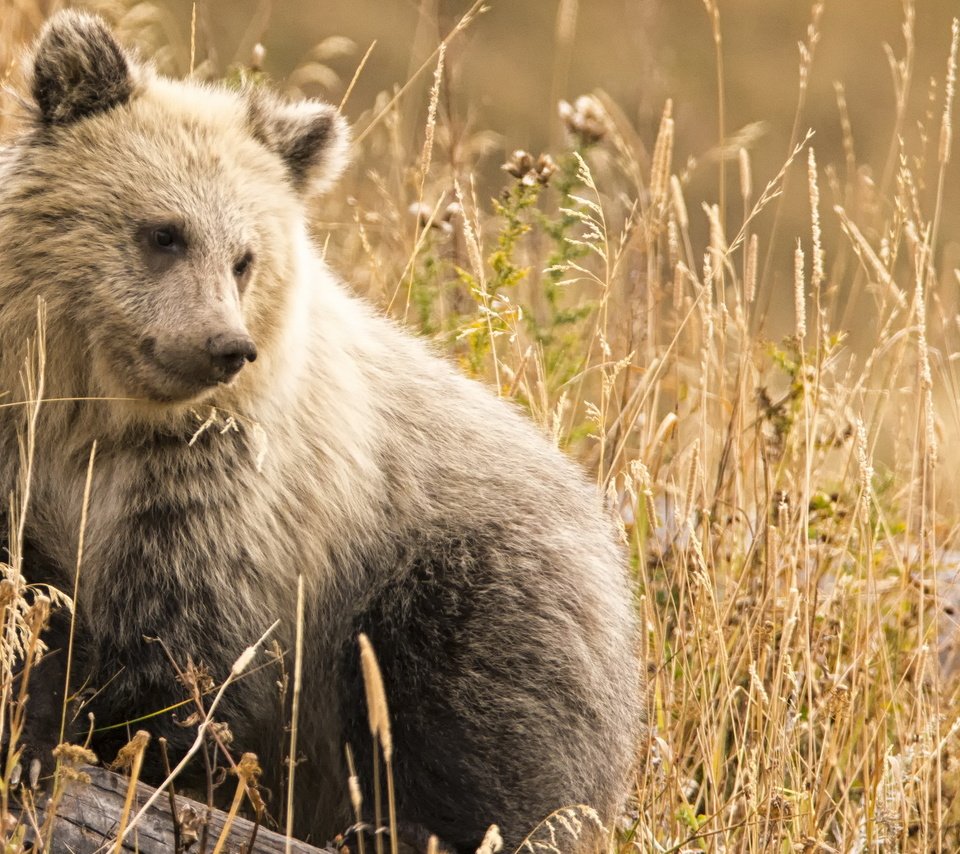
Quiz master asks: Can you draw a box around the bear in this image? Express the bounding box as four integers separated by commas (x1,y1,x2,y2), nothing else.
0,11,641,852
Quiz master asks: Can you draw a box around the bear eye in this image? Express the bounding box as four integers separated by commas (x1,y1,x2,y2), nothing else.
233,251,254,278
148,225,185,253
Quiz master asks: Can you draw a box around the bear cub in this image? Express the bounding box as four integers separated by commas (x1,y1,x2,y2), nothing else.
0,11,641,853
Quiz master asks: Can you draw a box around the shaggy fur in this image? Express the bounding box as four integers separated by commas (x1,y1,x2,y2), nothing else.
0,12,641,851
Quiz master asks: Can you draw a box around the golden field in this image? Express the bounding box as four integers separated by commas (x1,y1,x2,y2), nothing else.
3,1,960,851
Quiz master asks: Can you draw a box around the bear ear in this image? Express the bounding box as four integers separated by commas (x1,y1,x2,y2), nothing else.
28,11,140,127
248,92,350,195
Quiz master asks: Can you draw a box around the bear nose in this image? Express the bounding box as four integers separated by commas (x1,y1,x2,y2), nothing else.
206,333,258,378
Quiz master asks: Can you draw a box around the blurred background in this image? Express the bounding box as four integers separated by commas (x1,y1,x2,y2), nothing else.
6,1,958,319
10,2,950,167
5,1,960,268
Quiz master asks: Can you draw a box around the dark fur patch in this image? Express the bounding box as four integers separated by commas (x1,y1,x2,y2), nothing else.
247,92,342,191
279,112,333,187
340,529,609,853
31,12,134,126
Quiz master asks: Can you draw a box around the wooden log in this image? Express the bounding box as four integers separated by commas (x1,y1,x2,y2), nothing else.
16,765,337,854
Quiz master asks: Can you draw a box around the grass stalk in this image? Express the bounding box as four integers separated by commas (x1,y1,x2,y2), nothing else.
284,574,305,851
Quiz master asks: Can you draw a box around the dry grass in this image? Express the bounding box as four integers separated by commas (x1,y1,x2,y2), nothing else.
5,1,960,852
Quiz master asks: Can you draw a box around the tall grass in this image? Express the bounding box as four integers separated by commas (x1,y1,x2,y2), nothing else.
4,1,960,852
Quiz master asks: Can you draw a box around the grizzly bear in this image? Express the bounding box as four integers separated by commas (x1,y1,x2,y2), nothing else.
0,11,641,852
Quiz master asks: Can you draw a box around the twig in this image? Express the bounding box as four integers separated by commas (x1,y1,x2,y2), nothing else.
285,575,305,852
111,731,151,854
338,40,377,113
352,0,487,146
159,738,183,854
111,620,280,850
59,440,97,748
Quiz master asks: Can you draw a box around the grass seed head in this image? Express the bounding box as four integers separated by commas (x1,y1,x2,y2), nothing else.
358,632,392,761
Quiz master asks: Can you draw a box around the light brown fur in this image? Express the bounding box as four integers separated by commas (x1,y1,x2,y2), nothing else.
0,12,642,851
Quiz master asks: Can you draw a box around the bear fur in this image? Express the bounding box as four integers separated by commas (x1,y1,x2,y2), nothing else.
0,11,641,852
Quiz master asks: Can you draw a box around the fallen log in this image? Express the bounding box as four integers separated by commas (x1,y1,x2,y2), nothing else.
16,765,337,854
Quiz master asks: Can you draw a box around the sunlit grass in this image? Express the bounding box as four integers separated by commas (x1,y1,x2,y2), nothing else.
4,1,960,852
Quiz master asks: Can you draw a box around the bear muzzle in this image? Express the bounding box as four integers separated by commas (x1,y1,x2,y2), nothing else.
206,333,258,379
139,330,258,397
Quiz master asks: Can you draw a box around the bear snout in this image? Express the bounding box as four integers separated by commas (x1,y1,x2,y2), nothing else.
206,333,258,379
139,330,257,396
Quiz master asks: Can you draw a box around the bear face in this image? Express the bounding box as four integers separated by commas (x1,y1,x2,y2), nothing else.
3,11,348,409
